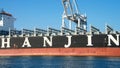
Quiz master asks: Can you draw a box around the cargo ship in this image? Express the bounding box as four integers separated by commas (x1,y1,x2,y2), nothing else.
0,0,120,57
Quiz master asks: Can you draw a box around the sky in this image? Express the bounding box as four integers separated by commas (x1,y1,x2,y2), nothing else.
0,0,120,32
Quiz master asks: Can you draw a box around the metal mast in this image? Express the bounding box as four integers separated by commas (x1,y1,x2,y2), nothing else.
62,0,87,34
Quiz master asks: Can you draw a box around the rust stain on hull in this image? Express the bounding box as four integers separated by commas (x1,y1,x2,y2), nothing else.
0,48,119,57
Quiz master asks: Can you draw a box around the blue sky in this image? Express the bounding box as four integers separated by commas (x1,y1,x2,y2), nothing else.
0,0,120,32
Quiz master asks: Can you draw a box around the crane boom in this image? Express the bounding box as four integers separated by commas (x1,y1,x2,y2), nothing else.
61,0,87,34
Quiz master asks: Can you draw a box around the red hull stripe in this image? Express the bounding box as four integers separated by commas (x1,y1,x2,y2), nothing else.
0,48,120,57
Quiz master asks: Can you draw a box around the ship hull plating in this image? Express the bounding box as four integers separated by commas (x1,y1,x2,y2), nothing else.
0,34,120,56
0,48,119,57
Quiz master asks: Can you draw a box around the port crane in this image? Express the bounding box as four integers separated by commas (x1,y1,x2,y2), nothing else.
61,0,87,34
0,0,117,37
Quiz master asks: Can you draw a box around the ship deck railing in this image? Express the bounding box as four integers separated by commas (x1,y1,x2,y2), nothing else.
47,27,61,36
75,27,87,35
0,26,120,37
34,28,47,36
61,27,75,35
1,31,120,38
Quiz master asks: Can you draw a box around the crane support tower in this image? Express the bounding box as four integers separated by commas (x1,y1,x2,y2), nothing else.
62,0,87,34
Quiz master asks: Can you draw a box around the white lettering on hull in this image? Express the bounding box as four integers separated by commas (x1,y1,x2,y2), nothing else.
43,36,53,47
87,35,93,46
64,36,72,48
0,34,119,48
22,37,31,47
108,35,119,46
1,38,10,48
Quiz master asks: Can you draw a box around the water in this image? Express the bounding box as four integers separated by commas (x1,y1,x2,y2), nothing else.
0,56,120,68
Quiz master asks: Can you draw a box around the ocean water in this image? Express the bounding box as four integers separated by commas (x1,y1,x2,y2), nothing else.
0,56,120,68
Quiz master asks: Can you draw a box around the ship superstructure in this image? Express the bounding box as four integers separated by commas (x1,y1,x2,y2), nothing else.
0,9,15,31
